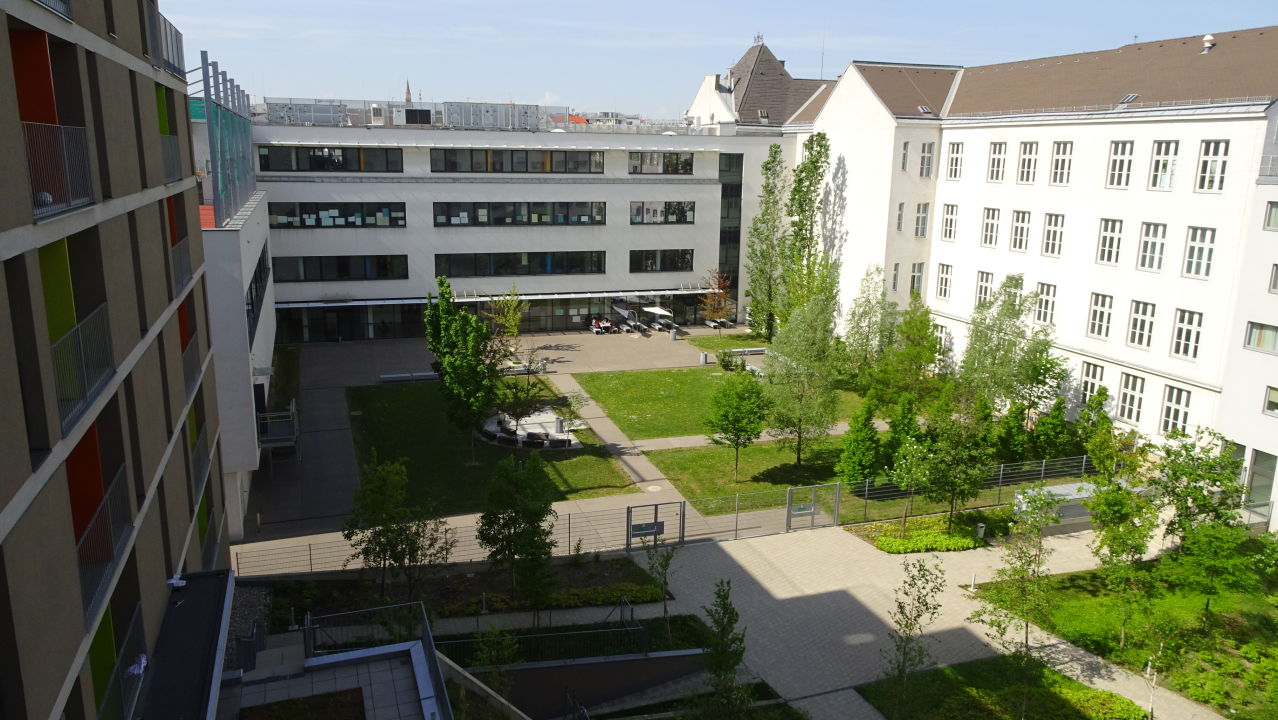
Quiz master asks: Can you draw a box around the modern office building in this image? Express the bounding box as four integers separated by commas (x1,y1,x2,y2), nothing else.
0,1,228,718
689,29,1278,528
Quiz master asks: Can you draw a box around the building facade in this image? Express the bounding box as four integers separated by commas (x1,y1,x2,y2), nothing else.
0,1,227,718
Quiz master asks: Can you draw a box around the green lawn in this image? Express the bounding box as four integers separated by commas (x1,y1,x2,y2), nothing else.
574,367,862,440
347,381,636,516
856,655,1146,720
685,333,770,353
978,557,1278,719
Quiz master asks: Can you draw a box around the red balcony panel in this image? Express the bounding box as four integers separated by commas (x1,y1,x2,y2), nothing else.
177,300,191,350
67,424,104,539
9,29,58,124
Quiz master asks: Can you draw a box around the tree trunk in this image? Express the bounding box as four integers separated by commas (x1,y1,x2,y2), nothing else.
796,434,803,466
734,445,740,484
946,497,957,534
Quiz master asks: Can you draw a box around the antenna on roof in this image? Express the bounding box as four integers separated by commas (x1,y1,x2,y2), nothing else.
753,33,764,46
820,33,826,80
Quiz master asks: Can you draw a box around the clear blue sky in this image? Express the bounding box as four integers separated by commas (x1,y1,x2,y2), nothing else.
164,0,1277,118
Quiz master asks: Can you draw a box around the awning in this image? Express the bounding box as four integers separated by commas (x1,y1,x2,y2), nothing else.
276,288,706,309
643,306,673,317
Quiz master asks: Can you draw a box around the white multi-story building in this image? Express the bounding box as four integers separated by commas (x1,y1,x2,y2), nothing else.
690,28,1278,526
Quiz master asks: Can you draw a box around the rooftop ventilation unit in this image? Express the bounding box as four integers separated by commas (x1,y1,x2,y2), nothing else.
1201,34,1216,54
918,105,933,114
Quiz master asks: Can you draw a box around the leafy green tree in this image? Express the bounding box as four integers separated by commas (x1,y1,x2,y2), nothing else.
705,373,772,483
497,376,547,435
744,144,788,342
424,277,503,462
992,403,1032,464
836,403,881,488
891,437,933,534
767,300,839,466
696,579,750,718
1164,522,1264,621
1030,398,1077,460
1150,428,1246,544
780,132,837,321
513,544,557,627
959,274,1067,410
1074,386,1113,450
918,415,994,533
843,266,899,391
882,556,946,720
867,295,946,408
641,536,679,643
476,455,558,594
882,396,920,469
483,283,528,358
472,627,520,698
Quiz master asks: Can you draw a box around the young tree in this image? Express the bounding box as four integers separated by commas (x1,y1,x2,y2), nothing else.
343,455,412,596
992,403,1032,464
697,579,749,718
476,455,558,594
867,295,945,408
918,416,994,533
882,395,920,469
835,403,881,488
472,627,520,698
882,556,946,720
496,376,546,435
1030,397,1077,460
744,144,788,342
1073,386,1113,450
959,274,1067,410
513,543,557,627
699,268,733,335
705,373,772,483
891,437,933,535
641,536,679,642
843,266,899,391
484,283,528,359
393,509,456,602
425,277,503,462
1150,427,1246,544
780,132,838,322
1164,521,1265,622
766,300,839,466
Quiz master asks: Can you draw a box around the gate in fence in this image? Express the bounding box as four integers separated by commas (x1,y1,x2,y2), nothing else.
785,483,840,531
624,501,685,550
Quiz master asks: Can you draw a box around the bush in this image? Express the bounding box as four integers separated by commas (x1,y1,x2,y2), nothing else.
930,685,1146,720
875,530,984,553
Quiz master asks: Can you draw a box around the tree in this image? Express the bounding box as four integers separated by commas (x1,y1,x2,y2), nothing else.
779,132,838,322
424,277,503,462
641,536,679,643
992,403,1032,464
699,268,733,335
744,144,788,342
918,415,994,533
959,274,1067,410
891,437,933,535
1150,427,1245,544
496,375,546,435
476,455,558,594
867,295,945,408
472,627,520,698
843,266,899,391
968,484,1062,720
513,543,557,628
1164,521,1264,622
484,283,528,359
766,300,839,466
696,579,749,718
836,403,881,488
1030,397,1077,460
882,556,946,720
1074,386,1113,450
882,396,920,469
705,373,771,483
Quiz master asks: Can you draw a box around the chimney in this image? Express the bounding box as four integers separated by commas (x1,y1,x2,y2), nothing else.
1201,34,1216,54
779,60,786,68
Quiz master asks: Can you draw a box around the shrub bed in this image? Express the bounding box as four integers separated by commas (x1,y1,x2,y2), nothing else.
875,530,984,553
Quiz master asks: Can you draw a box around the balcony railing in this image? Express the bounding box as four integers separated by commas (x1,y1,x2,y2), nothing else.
182,335,202,400
1260,155,1278,178
96,602,146,720
23,122,93,220
190,426,211,503
145,5,185,78
78,465,133,624
202,515,222,569
50,303,115,435
170,236,192,293
160,134,181,183
31,0,72,18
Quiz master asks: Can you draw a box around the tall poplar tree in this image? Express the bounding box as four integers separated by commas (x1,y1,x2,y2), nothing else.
780,132,838,323
744,144,788,341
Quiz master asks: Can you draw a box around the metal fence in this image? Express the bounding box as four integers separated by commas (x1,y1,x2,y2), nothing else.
170,236,192,293
95,602,146,720
50,303,115,433
1261,155,1278,178
160,134,181,182
190,426,211,502
436,625,649,668
23,122,93,219
32,0,72,17
78,465,133,624
182,335,202,400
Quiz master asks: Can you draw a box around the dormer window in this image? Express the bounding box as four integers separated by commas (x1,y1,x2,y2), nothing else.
918,105,932,114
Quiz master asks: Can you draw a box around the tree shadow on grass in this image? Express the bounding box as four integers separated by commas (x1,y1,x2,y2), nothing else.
749,447,841,487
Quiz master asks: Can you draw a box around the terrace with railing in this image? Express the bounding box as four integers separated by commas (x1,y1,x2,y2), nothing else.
31,0,72,18
182,334,203,400
23,122,93,220
145,5,185,78
160,134,181,182
190,426,211,502
77,465,133,624
96,602,147,720
50,303,114,434
170,235,192,292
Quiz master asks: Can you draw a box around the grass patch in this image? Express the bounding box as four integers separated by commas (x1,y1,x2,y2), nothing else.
241,688,365,719
857,655,1146,720
268,346,300,412
347,380,636,516
978,551,1278,719
575,367,862,441
685,333,770,353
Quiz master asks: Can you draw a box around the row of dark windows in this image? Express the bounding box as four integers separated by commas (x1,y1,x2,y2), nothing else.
630,201,696,224
246,244,271,344
258,146,404,172
268,202,407,229
430,149,603,174
434,201,606,226
628,152,694,175
435,251,606,277
630,249,694,273
274,255,409,282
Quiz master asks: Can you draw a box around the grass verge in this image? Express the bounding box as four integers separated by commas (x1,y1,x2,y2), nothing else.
685,333,770,353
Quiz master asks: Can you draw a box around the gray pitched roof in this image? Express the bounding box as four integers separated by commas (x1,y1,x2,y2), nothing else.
729,43,829,124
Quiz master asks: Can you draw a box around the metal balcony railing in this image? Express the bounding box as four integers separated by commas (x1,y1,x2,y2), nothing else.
31,0,72,18
77,465,133,624
96,602,146,720
182,335,202,400
170,236,192,293
190,427,211,503
202,515,222,569
23,122,93,219
1260,155,1278,178
160,134,181,182
145,5,185,78
50,303,115,434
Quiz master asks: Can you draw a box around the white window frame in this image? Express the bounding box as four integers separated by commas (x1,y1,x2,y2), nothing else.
1128,300,1156,349
896,202,904,231
1050,141,1073,185
1088,293,1113,338
1137,222,1166,272
1270,264,1278,294
1118,373,1145,424
936,263,952,299
987,142,1006,182
1171,309,1203,360
947,142,963,180
1080,362,1104,404
891,262,900,291
981,207,1000,247
976,271,993,305
1182,226,1215,279
1017,141,1038,183
914,203,930,237
901,141,909,171
1245,321,1278,353
1010,211,1030,252
1096,218,1122,265
1195,140,1228,192
1034,282,1056,325
1266,201,1278,231
1148,140,1178,190
941,204,957,241
1106,141,1134,188
1161,385,1191,434
919,142,934,178
1041,213,1064,257
1265,386,1278,418
909,261,924,295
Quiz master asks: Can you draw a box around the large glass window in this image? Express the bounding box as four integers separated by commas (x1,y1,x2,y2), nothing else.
1088,293,1113,338
976,271,994,305
936,263,952,299
946,142,963,180
914,203,930,237
1162,385,1191,434
435,251,606,277
1034,282,1056,324
1011,211,1030,252
919,142,934,178
1128,301,1156,348
628,152,693,175
1119,373,1145,423
273,255,408,282
1016,142,1038,183
1096,218,1122,265
1080,362,1104,404
1050,141,1073,185
1138,223,1166,271
941,204,957,241
1183,227,1216,278
258,146,403,172
269,202,406,229
1149,140,1178,190
629,201,695,224
629,249,694,272
430,148,602,174
1245,321,1278,352
987,142,1006,182
1106,141,1134,188
981,208,1000,247
1196,140,1229,192
1041,213,1064,256
1171,309,1203,359
432,201,605,226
